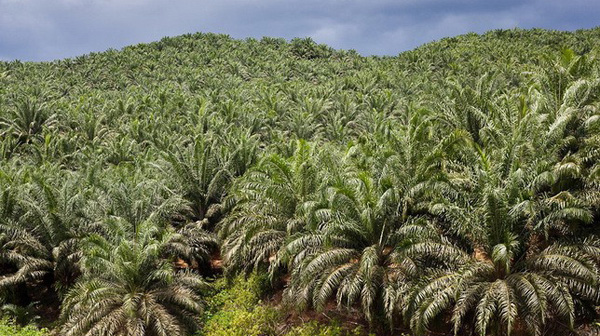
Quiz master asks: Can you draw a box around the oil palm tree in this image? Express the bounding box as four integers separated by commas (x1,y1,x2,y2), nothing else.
282,169,410,324
157,135,232,224
58,232,207,336
0,97,56,144
406,223,600,336
95,169,219,268
0,171,90,305
406,141,600,336
219,140,323,274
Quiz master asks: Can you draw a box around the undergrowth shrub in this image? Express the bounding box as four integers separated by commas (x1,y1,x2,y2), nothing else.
0,319,48,336
200,273,280,336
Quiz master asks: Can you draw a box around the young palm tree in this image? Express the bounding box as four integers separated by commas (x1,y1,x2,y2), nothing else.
157,135,232,224
0,97,56,144
219,140,323,274
58,232,207,336
0,172,89,304
282,169,410,323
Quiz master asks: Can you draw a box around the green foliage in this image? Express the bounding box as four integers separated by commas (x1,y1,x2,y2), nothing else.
202,305,279,336
220,140,326,274
204,273,268,311
0,319,48,336
200,274,280,336
1,303,40,327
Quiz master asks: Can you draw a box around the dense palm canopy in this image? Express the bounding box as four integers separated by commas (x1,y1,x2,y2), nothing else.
1,28,600,335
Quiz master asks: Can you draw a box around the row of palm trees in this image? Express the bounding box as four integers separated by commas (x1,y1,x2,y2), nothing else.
0,29,599,335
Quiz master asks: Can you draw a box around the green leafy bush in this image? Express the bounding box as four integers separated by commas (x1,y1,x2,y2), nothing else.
0,319,48,336
202,305,280,336
200,274,280,336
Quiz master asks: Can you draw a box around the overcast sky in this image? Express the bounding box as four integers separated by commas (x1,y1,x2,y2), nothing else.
1,0,598,62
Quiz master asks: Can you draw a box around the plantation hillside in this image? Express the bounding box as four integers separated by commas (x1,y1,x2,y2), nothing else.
1,28,600,336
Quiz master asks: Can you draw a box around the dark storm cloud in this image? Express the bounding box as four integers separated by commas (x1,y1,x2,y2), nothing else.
0,0,598,61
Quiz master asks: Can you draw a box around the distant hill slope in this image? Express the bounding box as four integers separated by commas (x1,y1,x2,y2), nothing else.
2,28,599,130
